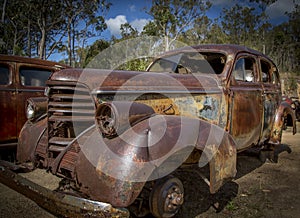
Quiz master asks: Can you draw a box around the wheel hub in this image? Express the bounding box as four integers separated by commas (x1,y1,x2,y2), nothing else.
165,186,184,212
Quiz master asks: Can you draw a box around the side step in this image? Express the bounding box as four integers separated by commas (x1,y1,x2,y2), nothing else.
0,161,129,218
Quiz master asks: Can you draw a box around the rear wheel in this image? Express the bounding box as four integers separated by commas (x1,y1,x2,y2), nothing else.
149,176,184,218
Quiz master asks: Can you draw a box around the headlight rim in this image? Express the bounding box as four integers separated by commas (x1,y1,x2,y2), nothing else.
26,102,35,120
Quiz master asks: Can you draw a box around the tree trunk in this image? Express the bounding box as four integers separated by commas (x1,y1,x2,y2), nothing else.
72,21,76,67
27,20,31,57
39,28,46,59
1,0,7,23
13,30,17,55
67,18,72,66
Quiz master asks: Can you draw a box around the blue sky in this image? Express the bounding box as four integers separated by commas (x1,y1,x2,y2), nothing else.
102,0,299,39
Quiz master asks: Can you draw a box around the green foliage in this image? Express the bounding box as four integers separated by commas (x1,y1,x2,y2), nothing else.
83,39,110,67
220,3,268,47
117,58,151,71
120,23,138,39
0,0,110,64
226,201,237,211
142,0,211,50
1,0,299,74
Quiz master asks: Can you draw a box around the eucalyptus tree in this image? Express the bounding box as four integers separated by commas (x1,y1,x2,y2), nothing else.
142,0,212,51
61,0,110,66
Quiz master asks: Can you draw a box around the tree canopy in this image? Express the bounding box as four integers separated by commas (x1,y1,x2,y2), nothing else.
0,0,299,75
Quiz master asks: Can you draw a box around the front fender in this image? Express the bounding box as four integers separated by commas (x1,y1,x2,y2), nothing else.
74,115,237,207
270,101,297,144
17,118,47,163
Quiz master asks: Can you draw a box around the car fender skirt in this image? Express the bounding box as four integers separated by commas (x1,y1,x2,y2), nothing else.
74,115,237,206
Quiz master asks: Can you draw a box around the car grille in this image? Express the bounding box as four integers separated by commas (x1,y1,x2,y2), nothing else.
47,83,95,157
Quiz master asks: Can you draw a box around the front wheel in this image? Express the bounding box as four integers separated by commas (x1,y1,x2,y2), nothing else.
149,176,184,218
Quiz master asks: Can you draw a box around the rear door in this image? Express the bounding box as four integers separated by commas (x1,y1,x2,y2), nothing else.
259,58,281,143
229,54,263,150
16,64,53,136
0,62,17,143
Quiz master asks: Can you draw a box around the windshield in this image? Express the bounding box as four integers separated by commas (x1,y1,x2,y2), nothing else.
148,52,226,75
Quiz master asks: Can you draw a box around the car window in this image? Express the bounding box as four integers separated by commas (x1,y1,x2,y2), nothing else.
19,67,52,87
260,59,273,83
148,52,226,74
270,64,280,85
0,65,10,85
232,57,255,82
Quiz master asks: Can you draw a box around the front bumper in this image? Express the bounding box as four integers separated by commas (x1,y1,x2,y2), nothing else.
0,161,129,218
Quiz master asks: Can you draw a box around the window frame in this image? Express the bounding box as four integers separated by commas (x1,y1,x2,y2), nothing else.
0,63,12,86
259,58,280,85
231,54,258,83
18,66,53,88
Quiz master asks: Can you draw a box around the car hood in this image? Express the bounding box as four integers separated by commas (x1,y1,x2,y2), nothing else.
49,68,222,94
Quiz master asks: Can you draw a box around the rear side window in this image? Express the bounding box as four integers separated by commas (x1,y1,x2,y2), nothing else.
260,59,279,84
0,65,10,85
19,67,52,87
260,60,271,82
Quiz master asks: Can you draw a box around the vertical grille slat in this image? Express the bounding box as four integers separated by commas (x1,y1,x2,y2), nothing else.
47,84,95,160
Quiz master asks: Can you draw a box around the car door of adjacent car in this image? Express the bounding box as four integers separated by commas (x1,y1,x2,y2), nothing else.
259,58,281,143
228,54,263,150
0,62,17,144
16,64,53,138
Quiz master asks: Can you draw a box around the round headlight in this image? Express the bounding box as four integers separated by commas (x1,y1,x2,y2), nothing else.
96,103,117,137
26,103,35,120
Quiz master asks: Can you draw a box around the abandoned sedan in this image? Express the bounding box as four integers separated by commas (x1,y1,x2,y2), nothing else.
0,55,69,160
2,45,297,217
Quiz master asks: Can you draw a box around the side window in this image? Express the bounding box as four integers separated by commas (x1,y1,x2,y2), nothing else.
270,64,280,85
0,65,10,85
260,60,272,83
232,57,255,82
19,67,52,87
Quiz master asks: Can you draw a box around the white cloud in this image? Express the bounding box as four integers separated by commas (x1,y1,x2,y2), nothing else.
106,15,151,37
130,19,151,33
106,15,127,36
266,0,299,19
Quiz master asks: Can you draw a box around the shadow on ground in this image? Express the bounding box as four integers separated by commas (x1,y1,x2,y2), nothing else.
175,143,292,217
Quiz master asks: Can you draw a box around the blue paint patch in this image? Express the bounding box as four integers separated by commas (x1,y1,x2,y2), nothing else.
199,96,218,120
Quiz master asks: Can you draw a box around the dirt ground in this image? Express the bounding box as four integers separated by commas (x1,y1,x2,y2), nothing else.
0,123,299,218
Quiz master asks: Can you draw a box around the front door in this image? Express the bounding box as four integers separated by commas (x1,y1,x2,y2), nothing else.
0,62,17,143
229,55,263,150
16,64,52,136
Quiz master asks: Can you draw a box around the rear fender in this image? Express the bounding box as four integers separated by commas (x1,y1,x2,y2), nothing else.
270,101,297,144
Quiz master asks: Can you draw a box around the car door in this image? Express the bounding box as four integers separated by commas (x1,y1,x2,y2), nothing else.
259,58,281,143
228,54,263,150
16,64,53,138
0,62,17,144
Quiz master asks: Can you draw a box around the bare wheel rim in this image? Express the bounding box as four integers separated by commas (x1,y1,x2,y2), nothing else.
150,176,184,218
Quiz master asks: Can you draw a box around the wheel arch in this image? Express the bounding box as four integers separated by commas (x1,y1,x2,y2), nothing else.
270,101,297,144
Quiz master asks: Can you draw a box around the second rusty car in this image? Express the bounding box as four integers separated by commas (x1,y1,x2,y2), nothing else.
0,55,69,159
13,44,296,217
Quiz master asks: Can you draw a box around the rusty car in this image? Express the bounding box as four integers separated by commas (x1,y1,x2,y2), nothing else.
0,55,69,160
0,44,297,217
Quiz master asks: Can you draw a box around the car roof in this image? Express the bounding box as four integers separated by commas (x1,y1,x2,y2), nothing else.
0,54,70,69
158,44,274,63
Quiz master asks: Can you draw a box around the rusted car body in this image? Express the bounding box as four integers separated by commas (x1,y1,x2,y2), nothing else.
9,45,297,217
0,55,68,152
